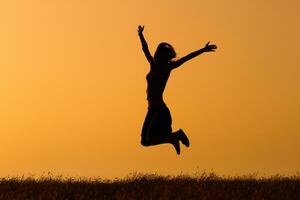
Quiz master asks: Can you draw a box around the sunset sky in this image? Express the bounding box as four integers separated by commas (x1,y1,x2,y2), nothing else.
0,0,299,179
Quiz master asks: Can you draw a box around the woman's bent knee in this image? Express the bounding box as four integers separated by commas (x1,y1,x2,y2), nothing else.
141,138,151,146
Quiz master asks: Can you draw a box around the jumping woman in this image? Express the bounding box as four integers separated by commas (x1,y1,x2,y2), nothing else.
138,25,217,155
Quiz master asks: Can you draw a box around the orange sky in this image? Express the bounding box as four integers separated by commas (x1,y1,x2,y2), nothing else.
0,0,299,179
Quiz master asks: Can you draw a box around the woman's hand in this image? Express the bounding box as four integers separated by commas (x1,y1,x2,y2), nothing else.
203,42,217,52
137,25,144,35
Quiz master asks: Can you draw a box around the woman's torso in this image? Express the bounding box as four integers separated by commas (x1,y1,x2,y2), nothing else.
146,63,171,108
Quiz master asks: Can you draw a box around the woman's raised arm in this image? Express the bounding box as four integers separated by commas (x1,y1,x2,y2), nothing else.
171,42,217,69
138,25,154,64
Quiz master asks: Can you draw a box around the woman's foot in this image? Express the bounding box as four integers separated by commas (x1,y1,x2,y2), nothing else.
178,129,190,147
172,138,180,155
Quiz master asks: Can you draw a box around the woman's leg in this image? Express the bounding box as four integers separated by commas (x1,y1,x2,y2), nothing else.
142,133,180,154
141,107,181,154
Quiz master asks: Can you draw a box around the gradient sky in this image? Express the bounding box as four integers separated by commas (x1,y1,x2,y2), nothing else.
0,0,299,179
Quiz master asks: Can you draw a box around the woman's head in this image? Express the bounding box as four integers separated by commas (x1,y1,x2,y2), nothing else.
154,42,176,63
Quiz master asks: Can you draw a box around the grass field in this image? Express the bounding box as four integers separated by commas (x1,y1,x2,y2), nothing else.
0,172,299,200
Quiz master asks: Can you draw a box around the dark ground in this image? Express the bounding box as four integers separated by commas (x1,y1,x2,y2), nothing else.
0,172,299,200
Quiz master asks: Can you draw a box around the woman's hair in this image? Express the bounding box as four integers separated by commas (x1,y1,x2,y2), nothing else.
154,42,176,62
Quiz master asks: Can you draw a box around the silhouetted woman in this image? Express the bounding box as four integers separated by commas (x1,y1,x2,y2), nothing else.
138,25,217,155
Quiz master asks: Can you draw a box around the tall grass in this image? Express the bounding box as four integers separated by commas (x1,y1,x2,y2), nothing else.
0,172,299,200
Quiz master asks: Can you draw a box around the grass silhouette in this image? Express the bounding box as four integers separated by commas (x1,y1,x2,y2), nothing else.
0,172,299,200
